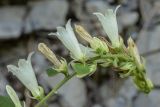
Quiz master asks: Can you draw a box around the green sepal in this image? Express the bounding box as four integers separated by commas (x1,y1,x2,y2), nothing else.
34,86,45,101
90,37,109,54
113,57,119,67
46,58,68,77
98,58,112,67
0,95,15,107
133,76,154,94
46,68,59,77
119,62,136,78
72,63,97,78
119,69,133,78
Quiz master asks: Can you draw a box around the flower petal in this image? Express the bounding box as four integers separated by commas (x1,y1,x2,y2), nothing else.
94,7,120,47
7,52,43,100
53,20,84,60
7,65,20,75
79,44,96,58
27,52,34,62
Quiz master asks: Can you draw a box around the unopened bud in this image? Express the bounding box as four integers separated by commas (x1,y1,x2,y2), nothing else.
38,43,61,68
91,37,109,53
127,37,143,70
75,25,93,43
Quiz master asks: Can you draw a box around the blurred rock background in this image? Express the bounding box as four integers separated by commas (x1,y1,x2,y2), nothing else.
0,0,160,107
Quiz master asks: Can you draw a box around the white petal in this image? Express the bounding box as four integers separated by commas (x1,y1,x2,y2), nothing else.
27,52,34,62
7,65,20,75
79,44,96,58
18,59,28,70
94,7,120,47
54,20,83,60
6,85,22,107
7,52,40,98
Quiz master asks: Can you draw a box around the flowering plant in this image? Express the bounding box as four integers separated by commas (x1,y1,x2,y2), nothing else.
3,6,153,107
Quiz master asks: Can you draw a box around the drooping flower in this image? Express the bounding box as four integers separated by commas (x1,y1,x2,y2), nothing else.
49,20,84,61
6,85,23,107
94,6,120,47
7,52,44,100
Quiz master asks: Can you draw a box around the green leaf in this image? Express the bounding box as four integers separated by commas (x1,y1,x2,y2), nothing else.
0,95,15,107
46,68,59,77
72,63,97,78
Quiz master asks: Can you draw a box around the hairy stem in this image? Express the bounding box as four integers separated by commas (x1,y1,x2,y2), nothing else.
35,72,76,107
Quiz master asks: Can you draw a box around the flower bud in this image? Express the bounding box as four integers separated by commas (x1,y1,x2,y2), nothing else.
90,37,109,53
38,43,68,75
6,85,22,107
38,43,61,68
75,25,93,43
127,37,143,70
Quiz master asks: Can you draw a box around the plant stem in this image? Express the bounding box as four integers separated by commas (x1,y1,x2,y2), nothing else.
35,72,76,107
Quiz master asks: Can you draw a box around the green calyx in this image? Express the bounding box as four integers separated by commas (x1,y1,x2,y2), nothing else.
90,37,109,54
133,76,154,93
32,86,45,101
47,59,68,77
71,62,97,78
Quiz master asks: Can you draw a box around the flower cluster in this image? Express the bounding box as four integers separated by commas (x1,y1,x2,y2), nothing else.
5,6,153,107
47,6,153,93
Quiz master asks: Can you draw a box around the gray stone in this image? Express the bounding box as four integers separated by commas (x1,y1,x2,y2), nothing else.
42,74,87,107
24,0,68,33
85,1,112,36
70,0,85,19
99,83,114,102
86,0,110,13
59,77,87,107
118,12,139,27
121,0,138,10
0,6,25,39
133,90,160,107
92,104,102,107
137,26,160,86
32,52,49,73
105,97,130,107
49,103,60,107
101,79,136,107
138,0,152,22
0,73,8,95
119,79,137,100
137,26,160,54
146,53,160,86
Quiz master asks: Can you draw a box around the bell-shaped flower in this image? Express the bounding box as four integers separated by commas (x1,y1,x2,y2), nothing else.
49,20,84,61
94,6,120,47
6,85,23,107
7,52,44,100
